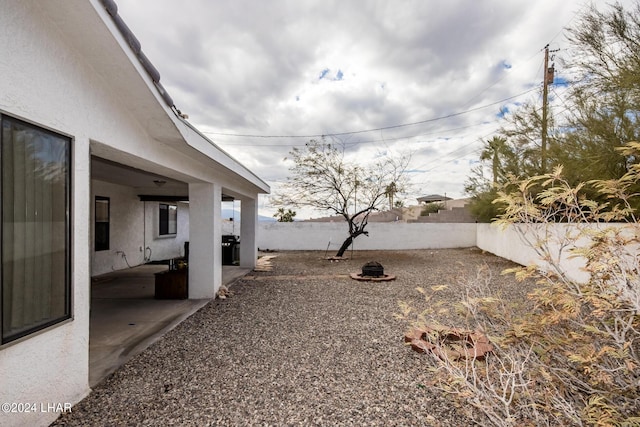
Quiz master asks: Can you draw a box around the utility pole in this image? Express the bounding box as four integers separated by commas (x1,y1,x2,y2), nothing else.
541,44,557,173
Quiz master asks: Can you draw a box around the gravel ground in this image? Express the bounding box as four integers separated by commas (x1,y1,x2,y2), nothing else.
52,248,536,426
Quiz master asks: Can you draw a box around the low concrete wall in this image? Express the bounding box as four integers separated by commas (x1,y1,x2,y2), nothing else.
260,222,635,286
476,223,541,267
258,222,477,251
476,223,636,283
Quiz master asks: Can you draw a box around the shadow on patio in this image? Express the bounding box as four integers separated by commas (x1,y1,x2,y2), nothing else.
89,264,250,387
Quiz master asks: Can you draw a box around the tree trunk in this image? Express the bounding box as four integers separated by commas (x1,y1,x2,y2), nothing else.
335,229,368,257
335,236,353,258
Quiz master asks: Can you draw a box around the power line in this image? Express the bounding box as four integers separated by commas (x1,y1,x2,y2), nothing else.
412,126,501,174
202,87,538,139
211,119,504,148
262,123,502,185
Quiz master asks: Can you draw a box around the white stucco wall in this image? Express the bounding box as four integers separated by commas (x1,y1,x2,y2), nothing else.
258,222,478,251
91,180,144,275
0,2,265,425
1,3,97,426
476,224,541,267
476,223,636,284
90,181,190,276
0,3,186,426
0,137,92,427
260,223,636,288
143,200,190,263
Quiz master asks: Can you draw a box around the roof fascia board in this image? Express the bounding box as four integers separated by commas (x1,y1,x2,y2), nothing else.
91,0,269,195
173,118,270,194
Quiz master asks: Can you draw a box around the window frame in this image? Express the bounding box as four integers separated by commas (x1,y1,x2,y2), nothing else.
158,203,177,236
94,196,110,251
0,113,72,345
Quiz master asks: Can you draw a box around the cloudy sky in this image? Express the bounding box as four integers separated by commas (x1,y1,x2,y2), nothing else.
115,0,632,218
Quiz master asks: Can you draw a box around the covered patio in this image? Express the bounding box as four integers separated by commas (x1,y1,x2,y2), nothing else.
90,264,251,386
0,2,270,426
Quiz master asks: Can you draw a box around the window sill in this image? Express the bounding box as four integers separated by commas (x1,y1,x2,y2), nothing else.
156,234,177,239
0,316,74,350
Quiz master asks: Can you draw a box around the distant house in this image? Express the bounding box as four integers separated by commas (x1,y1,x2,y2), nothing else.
0,1,269,426
305,208,405,223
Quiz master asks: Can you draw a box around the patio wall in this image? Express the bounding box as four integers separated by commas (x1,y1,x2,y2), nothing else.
91,180,190,277
257,222,477,251
259,222,634,285
476,223,589,283
476,223,637,284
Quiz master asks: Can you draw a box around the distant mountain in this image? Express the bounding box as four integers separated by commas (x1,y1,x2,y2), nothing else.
221,208,237,221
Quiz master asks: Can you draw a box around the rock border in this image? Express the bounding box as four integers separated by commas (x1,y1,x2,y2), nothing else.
349,273,396,282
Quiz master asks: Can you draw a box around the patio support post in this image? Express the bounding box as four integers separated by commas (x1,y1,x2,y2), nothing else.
188,182,222,298
239,196,258,268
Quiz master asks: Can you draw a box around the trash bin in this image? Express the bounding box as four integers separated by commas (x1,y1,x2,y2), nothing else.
222,235,239,265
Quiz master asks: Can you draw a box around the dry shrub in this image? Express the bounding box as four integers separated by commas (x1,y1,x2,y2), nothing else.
399,143,640,426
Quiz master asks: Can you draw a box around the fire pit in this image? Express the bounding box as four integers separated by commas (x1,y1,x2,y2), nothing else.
362,261,384,277
350,261,396,282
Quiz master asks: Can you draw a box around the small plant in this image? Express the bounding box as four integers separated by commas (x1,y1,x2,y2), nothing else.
421,202,444,216
273,207,296,222
397,268,561,426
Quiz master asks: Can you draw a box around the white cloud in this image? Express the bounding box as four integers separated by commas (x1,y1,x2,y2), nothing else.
115,0,637,217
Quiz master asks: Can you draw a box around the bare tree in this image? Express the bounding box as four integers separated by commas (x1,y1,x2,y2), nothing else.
276,138,411,257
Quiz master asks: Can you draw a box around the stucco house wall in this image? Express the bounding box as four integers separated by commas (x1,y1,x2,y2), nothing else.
143,200,190,263
0,2,268,426
1,3,101,426
92,180,145,274
90,180,190,276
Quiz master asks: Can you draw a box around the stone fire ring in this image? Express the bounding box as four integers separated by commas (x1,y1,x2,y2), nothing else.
350,272,396,282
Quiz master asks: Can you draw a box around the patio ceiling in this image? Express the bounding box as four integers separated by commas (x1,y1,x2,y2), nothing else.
91,157,234,201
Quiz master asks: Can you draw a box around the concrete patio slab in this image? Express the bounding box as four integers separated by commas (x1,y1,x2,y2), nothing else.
89,264,250,387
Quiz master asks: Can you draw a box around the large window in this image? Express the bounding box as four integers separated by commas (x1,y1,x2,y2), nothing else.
1,115,71,344
159,203,177,236
95,197,110,251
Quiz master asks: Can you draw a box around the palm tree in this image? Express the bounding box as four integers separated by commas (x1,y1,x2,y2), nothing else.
273,207,296,222
384,182,398,210
480,136,509,184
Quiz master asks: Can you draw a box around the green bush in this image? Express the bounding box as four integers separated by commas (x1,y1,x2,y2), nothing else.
420,202,444,216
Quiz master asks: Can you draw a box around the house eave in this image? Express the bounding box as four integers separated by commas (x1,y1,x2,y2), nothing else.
39,0,269,197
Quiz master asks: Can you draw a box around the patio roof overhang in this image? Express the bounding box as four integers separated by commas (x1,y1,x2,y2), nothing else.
41,0,269,199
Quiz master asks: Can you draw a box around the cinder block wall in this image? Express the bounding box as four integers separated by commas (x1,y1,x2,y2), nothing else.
259,222,633,286
257,222,477,251
476,223,635,284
